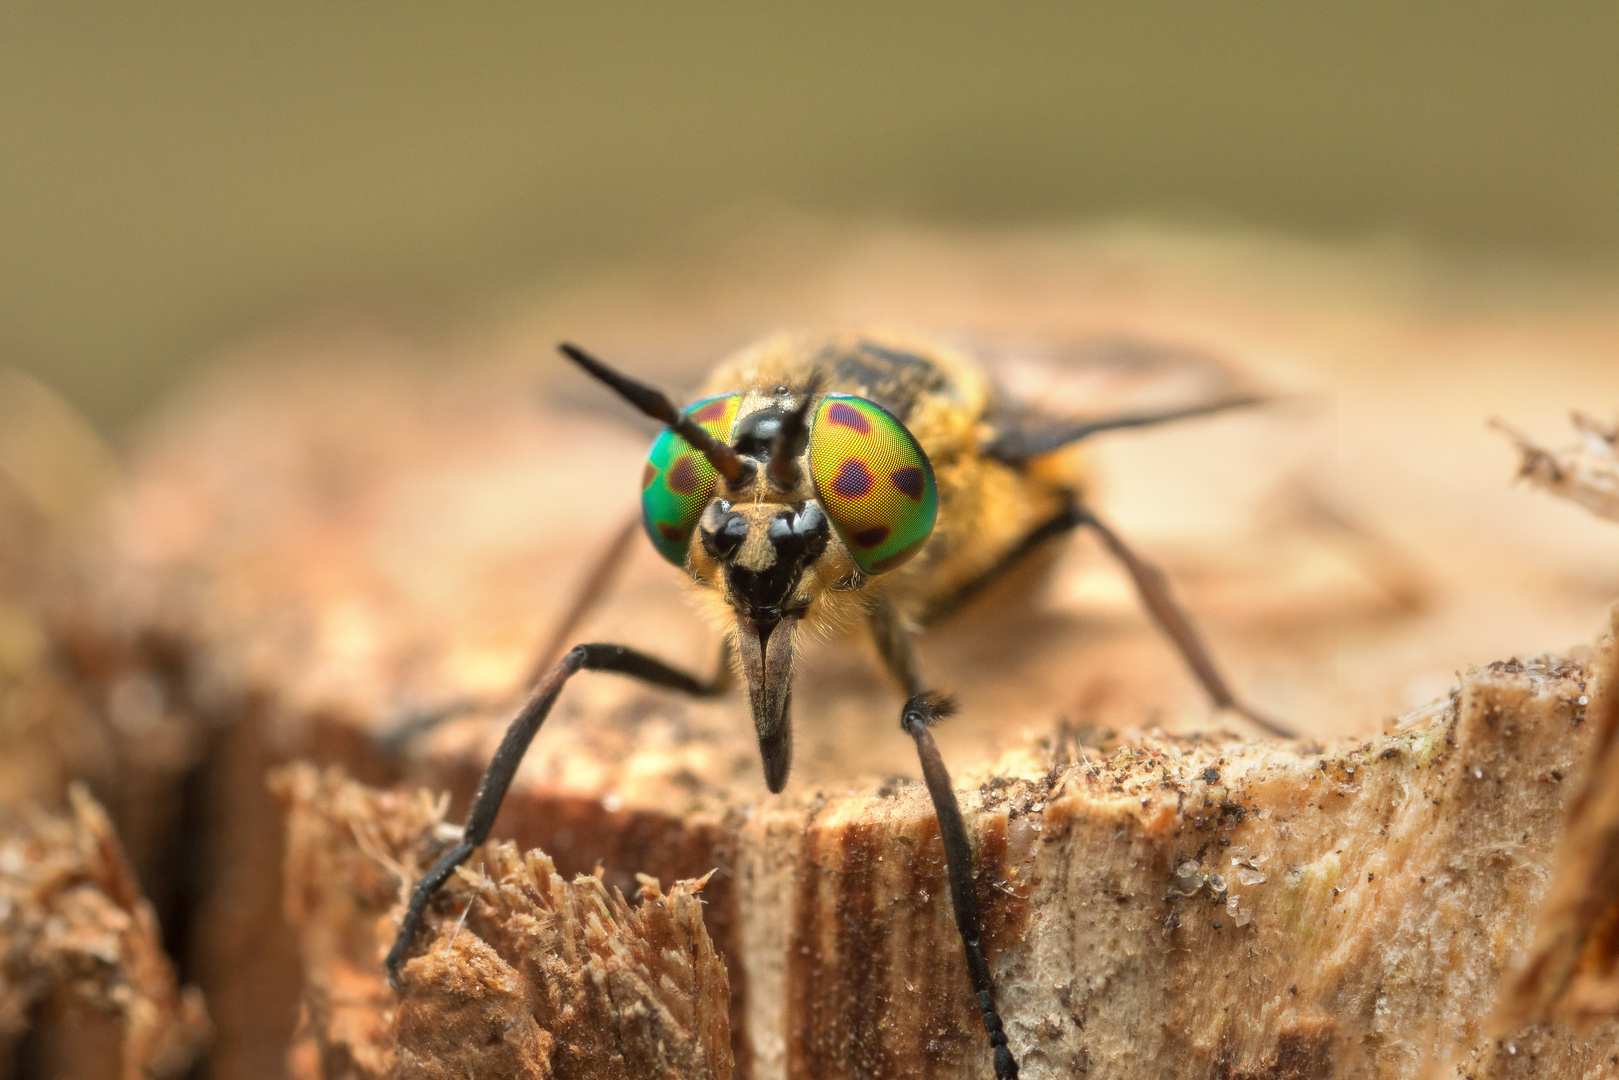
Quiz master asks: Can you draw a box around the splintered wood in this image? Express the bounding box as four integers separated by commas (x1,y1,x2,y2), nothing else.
276,763,732,1080
1492,627,1619,1039
0,785,209,1080
1488,419,1619,1038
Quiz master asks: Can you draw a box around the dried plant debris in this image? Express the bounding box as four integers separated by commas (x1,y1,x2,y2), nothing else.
275,763,732,1080
1493,412,1619,522
0,784,209,1080
1494,620,1619,1035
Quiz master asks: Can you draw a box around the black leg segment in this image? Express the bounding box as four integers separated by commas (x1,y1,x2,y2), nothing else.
918,502,1087,627
869,595,924,696
901,693,1019,1079
1072,505,1294,737
522,513,641,686
385,640,730,987
921,496,1292,736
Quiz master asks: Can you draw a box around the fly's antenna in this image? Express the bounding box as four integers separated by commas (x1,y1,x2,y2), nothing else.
766,374,823,491
558,343,754,486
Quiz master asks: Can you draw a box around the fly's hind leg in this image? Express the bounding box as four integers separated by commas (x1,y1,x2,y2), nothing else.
519,513,641,684
1070,504,1293,737
975,387,1289,734
385,636,731,987
918,497,1291,737
868,601,1020,1078
916,502,1089,626
902,694,1019,1079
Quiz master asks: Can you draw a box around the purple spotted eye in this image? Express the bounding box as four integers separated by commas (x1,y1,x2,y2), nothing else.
807,394,938,574
641,394,741,564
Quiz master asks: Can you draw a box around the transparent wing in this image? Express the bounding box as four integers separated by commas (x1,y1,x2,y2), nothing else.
970,334,1269,462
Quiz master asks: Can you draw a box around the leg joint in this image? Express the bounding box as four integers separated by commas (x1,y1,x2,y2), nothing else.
569,642,617,669
570,642,720,696
900,691,957,734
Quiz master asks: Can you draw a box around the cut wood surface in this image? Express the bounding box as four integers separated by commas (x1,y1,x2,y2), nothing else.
1492,475,1619,1038
281,649,1619,1078
0,366,216,1001
0,412,213,1080
47,229,1619,1077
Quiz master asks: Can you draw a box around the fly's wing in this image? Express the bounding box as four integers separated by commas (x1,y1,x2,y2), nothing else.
971,335,1270,463
537,333,1269,453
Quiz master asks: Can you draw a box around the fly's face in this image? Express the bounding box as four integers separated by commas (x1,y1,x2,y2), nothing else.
695,498,830,624
638,385,939,789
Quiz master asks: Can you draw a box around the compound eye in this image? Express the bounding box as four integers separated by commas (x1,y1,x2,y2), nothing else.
641,393,742,565
807,394,938,574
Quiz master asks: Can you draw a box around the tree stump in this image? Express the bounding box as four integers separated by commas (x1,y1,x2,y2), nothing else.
274,644,1619,1079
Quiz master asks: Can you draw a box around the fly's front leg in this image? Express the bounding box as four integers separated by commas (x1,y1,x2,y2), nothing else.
902,693,1019,1079
385,638,731,987
869,594,923,696
868,599,1019,1077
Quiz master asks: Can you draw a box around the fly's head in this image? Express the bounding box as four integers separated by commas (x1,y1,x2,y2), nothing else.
639,386,938,789
689,391,834,629
562,343,939,793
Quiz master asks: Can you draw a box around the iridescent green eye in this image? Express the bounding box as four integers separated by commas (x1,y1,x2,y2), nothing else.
641,393,742,565
808,394,938,574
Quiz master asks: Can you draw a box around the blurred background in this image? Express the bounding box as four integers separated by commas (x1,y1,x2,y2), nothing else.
2,2,1617,432
3,8,1619,1078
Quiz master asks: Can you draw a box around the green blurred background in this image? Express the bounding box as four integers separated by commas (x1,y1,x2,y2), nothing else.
2,3,1616,431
